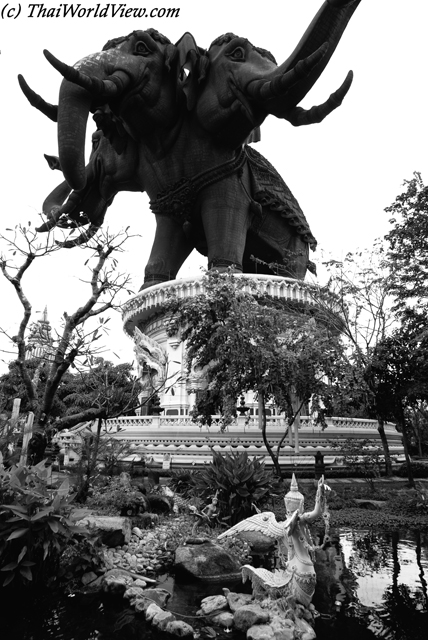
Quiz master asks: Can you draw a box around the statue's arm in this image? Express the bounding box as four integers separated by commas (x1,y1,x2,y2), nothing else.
301,476,328,524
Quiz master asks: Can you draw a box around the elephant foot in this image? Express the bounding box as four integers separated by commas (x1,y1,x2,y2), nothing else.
140,273,172,291
208,258,243,273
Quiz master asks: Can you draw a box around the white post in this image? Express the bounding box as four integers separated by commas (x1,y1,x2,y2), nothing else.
19,412,34,466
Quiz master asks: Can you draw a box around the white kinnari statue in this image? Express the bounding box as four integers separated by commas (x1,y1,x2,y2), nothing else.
217,474,330,607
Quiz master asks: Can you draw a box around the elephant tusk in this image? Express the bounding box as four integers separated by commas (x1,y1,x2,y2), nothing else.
285,70,353,126
18,74,58,122
56,224,101,248
43,50,131,98
36,207,63,233
246,43,328,102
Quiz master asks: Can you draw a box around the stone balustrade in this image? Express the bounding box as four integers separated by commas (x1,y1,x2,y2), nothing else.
122,274,339,336
102,414,404,468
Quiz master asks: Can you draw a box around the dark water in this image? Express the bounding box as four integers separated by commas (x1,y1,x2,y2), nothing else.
2,529,427,640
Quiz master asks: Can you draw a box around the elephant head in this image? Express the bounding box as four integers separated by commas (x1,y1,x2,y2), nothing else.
30,29,179,191
39,112,141,246
195,0,360,145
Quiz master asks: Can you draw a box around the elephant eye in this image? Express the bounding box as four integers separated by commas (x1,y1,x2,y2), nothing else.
228,47,246,61
134,41,151,56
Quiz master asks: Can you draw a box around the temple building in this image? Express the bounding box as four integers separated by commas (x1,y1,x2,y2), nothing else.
100,275,406,470
26,307,54,360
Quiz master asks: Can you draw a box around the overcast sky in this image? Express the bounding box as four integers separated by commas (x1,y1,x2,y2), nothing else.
0,0,427,372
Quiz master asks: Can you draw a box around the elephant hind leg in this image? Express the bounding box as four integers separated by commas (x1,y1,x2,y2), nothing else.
141,215,194,290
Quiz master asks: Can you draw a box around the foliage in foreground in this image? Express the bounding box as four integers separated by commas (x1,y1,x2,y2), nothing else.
0,455,80,588
190,449,278,526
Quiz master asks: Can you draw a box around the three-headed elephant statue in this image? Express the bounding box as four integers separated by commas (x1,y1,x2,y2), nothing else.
19,0,361,286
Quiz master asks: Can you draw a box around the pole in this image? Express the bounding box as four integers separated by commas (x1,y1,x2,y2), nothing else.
19,412,34,467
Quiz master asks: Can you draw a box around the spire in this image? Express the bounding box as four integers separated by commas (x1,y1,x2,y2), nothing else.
284,473,305,514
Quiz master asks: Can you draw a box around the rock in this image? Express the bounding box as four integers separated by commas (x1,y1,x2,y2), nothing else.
225,591,254,612
237,531,276,555
134,579,147,588
212,611,234,629
152,610,176,631
175,541,241,581
101,569,134,595
247,624,275,640
198,595,228,615
234,604,270,632
81,571,98,585
132,527,144,538
166,620,195,637
145,602,163,621
270,617,296,640
142,588,171,608
134,598,152,614
76,516,132,547
123,586,146,601
294,618,315,639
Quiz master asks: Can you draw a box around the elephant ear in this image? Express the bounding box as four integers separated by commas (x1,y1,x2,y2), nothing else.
175,32,207,110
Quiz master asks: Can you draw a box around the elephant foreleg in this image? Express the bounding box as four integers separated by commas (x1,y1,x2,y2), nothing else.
199,169,253,273
141,215,194,290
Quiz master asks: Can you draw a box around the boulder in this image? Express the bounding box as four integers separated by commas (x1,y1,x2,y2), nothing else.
198,595,228,616
212,611,235,629
76,515,131,547
166,620,195,637
123,586,146,602
233,604,270,632
101,568,134,595
141,588,171,608
224,590,254,612
145,602,164,621
152,610,176,631
237,531,276,555
247,624,275,640
175,541,242,581
270,617,296,640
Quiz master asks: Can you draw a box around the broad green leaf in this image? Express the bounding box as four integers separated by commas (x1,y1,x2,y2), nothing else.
47,520,59,533
19,566,33,581
17,546,27,564
2,573,15,586
0,561,18,571
7,528,28,541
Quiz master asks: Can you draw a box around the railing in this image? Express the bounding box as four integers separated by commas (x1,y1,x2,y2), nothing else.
122,274,339,336
105,414,398,434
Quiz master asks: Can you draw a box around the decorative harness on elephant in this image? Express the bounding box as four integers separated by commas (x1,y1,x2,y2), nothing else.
149,145,316,250
149,146,247,222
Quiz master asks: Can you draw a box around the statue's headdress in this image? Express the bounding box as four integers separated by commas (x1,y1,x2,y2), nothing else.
284,474,304,514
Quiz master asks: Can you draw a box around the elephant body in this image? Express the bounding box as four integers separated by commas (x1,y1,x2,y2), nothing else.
19,1,361,285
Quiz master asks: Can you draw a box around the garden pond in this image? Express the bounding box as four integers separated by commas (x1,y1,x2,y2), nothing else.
2,527,427,640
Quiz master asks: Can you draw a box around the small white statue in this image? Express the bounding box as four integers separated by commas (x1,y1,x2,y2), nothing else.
218,474,330,607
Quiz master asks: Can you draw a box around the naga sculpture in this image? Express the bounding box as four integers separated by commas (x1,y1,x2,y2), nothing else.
218,475,330,607
19,0,361,286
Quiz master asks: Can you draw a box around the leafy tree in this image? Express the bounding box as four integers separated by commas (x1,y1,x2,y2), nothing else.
166,270,344,477
321,248,396,476
385,172,428,311
59,359,140,429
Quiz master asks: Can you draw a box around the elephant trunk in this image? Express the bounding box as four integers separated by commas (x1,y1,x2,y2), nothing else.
57,81,92,191
246,0,359,115
276,0,360,107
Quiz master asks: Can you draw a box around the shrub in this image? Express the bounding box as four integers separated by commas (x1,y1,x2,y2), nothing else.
86,474,147,516
168,469,198,498
192,450,276,526
0,455,78,588
395,461,428,478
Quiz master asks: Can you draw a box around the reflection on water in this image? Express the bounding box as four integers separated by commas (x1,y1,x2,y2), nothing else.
314,529,428,640
2,529,427,640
